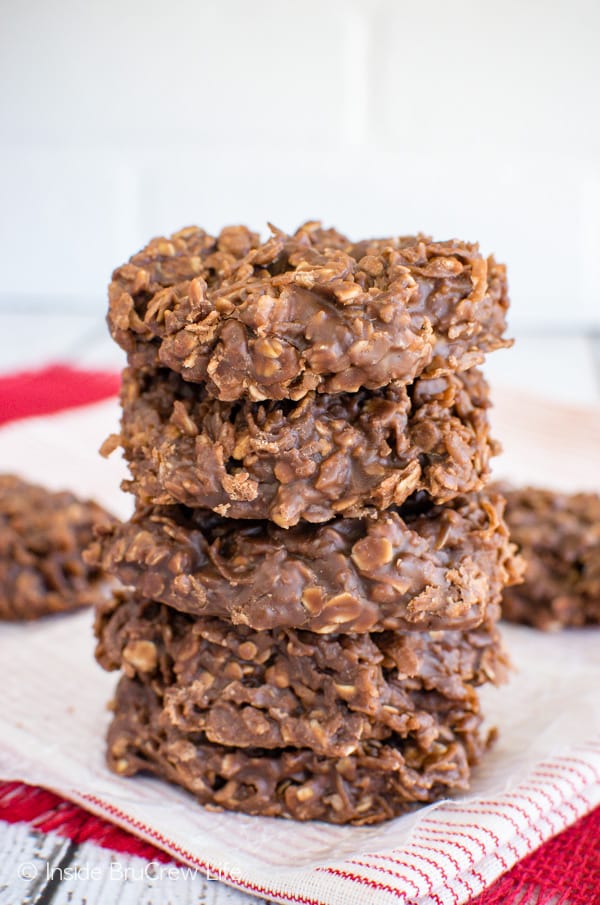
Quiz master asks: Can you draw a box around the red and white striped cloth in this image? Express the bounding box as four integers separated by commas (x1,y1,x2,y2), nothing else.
0,365,599,905
1,780,597,905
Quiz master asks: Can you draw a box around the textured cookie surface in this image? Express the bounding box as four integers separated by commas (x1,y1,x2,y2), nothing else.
0,473,115,620
106,662,494,825
96,591,506,758
500,484,600,629
108,222,510,401
88,492,522,633
113,365,497,527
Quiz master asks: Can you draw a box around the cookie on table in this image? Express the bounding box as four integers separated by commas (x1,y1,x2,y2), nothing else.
87,492,523,634
498,484,600,630
0,474,116,620
111,364,498,528
108,222,510,402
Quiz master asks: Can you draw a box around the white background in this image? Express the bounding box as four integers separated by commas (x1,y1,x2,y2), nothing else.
1,0,600,332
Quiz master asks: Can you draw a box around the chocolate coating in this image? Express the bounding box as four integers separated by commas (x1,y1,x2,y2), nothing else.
113,365,497,527
88,493,522,633
96,591,506,758
498,484,600,629
107,672,492,825
108,222,510,402
0,474,115,620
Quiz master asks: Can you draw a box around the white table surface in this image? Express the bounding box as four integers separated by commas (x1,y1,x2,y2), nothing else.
0,313,598,905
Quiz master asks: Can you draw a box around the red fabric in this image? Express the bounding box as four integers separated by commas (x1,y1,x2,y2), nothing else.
472,805,600,905
0,781,598,903
0,781,172,863
0,364,120,425
1,365,598,902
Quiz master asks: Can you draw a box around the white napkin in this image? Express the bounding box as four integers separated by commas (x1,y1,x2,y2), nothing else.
0,391,598,905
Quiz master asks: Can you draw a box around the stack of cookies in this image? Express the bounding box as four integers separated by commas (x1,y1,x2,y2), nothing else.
91,222,521,824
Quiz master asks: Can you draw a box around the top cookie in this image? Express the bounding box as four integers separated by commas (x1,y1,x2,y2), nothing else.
108,222,510,401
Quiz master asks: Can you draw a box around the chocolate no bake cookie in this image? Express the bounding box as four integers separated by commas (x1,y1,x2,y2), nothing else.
499,485,600,629
96,592,506,758
99,218,518,824
108,222,510,401
112,365,497,527
88,492,521,634
107,666,493,825
0,474,115,620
